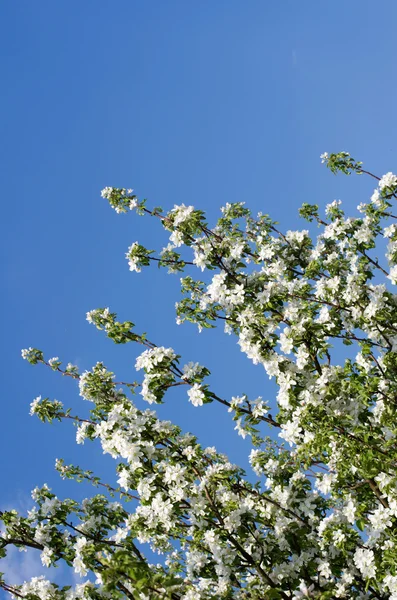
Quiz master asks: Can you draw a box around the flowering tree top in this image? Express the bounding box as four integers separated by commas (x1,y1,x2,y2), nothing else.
3,152,397,598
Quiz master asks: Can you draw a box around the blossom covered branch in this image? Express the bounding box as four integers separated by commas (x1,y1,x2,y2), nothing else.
4,153,397,598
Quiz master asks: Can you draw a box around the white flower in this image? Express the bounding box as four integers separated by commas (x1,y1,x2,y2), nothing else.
193,251,207,271
295,346,309,369
384,224,397,238
325,199,342,215
354,547,376,580
135,347,176,371
375,471,391,492
30,396,41,416
320,152,329,163
34,523,52,545
317,306,330,323
188,384,205,407
279,331,293,354
384,574,397,597
285,230,309,244
76,422,90,444
169,230,184,247
100,186,114,199
40,547,54,567
315,472,336,495
126,242,142,272
182,362,203,380
170,203,194,226
388,265,397,284
368,506,392,534
20,577,57,599
353,225,372,244
229,241,245,260
31,484,50,501
371,188,381,206
279,419,302,446
73,537,89,576
379,172,397,191
318,560,332,579
234,418,247,439
230,395,245,410
252,399,268,419
342,498,356,524
41,497,60,517
117,469,130,491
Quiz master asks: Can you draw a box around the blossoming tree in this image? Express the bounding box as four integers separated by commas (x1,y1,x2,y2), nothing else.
3,153,397,599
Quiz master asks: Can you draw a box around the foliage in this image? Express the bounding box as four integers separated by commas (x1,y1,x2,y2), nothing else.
3,153,397,598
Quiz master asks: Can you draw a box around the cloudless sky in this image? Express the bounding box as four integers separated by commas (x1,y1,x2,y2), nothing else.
1,0,397,591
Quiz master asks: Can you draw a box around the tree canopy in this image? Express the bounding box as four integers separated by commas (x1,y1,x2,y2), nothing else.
3,153,397,599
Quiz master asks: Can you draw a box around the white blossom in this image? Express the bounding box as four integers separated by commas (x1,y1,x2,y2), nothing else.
29,396,41,416
354,547,376,580
379,172,397,191
188,384,205,407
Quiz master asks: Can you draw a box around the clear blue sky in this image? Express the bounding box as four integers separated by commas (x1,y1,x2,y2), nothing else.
1,0,397,589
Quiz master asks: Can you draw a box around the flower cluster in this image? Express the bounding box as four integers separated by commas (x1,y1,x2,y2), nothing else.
100,187,138,214
7,154,397,599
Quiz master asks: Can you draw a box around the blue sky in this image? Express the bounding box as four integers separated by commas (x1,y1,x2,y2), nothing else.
1,0,397,590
